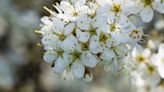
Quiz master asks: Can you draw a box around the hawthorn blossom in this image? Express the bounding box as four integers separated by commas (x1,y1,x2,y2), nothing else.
37,0,164,81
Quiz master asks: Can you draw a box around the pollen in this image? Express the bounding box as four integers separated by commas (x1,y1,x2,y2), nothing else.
110,24,117,32
142,0,153,6
111,3,122,13
99,33,111,43
136,55,146,63
72,11,79,17
147,65,155,74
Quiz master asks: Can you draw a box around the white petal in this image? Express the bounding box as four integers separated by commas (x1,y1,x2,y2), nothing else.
158,43,164,56
70,0,86,6
157,66,164,78
82,52,98,68
100,49,115,61
76,29,90,43
52,18,65,34
142,48,151,58
96,0,108,6
41,16,52,26
53,57,65,73
64,23,75,35
84,72,93,82
140,6,154,22
92,15,107,28
63,35,78,52
41,34,58,45
131,48,139,58
76,15,91,30
63,53,71,66
77,5,89,15
104,57,119,75
106,38,119,48
60,1,74,14
76,0,86,6
98,23,109,33
124,0,141,15
40,26,52,34
115,45,129,57
153,2,164,13
43,50,57,63
72,62,85,78
89,35,102,54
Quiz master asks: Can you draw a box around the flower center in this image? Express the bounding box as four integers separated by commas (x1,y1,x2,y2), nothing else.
129,29,142,40
99,33,111,43
136,55,146,63
110,24,117,32
147,65,155,74
56,49,64,56
142,0,153,6
89,28,97,35
58,34,66,41
81,42,90,50
71,51,82,61
111,3,122,13
72,11,79,17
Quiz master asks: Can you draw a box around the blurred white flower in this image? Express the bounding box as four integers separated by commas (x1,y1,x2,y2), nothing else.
151,43,164,78
137,0,164,22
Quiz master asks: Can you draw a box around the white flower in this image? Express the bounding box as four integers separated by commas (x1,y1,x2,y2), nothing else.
129,28,143,42
38,0,157,81
138,0,164,22
96,0,125,15
55,0,89,21
132,47,151,64
152,43,164,78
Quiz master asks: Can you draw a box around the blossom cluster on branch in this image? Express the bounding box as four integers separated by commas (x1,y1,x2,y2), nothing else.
38,0,164,81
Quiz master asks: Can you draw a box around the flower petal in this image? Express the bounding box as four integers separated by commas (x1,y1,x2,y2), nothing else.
63,35,78,52
43,50,57,63
140,6,154,22
53,57,65,73
52,18,65,34
72,61,85,78
82,52,98,68
64,23,75,35
76,29,90,43
153,2,164,13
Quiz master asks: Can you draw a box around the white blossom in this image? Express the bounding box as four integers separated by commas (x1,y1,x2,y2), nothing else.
38,0,164,81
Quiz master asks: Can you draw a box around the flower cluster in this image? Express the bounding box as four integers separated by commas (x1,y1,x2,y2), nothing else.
130,43,164,92
38,0,164,81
